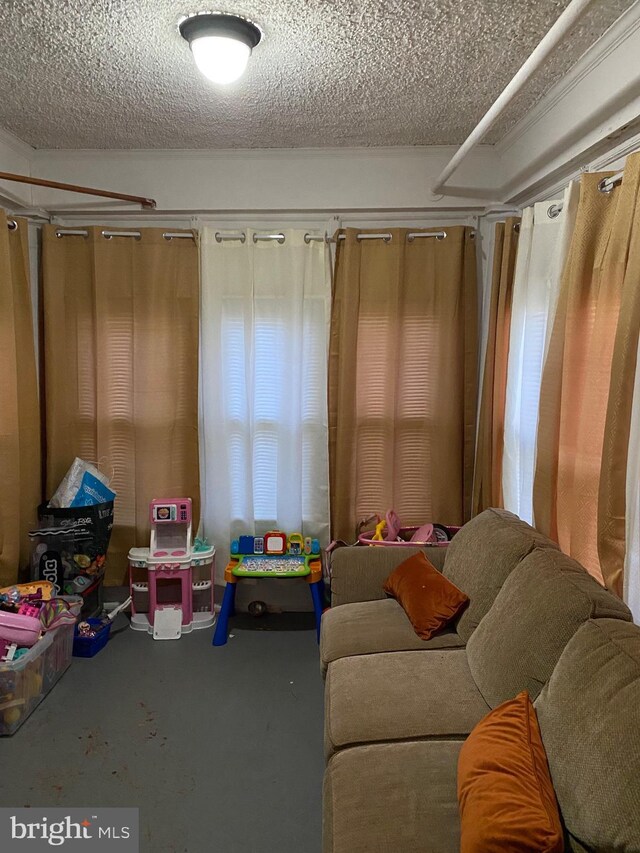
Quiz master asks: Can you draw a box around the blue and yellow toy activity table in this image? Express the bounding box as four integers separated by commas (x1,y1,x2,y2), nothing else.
212,532,324,646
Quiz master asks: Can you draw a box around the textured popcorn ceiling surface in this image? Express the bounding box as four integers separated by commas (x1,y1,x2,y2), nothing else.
0,0,631,149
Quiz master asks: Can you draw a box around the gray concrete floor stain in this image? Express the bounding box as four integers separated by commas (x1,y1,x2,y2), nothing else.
0,617,324,853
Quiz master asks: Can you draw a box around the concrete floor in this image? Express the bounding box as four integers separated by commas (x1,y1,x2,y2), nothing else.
0,615,325,853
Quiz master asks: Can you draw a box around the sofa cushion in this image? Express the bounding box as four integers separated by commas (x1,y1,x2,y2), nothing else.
323,740,462,853
320,598,464,676
324,650,491,757
330,544,447,607
443,508,557,642
466,549,632,707
457,691,563,853
535,619,640,852
383,551,469,640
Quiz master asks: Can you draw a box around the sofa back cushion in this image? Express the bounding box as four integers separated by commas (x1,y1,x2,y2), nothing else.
534,619,640,852
443,508,557,642
466,549,632,707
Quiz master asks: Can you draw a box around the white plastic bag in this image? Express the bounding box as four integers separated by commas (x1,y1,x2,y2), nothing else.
48,458,111,509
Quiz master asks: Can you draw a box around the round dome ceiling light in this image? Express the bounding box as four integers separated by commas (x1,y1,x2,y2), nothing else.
179,12,263,85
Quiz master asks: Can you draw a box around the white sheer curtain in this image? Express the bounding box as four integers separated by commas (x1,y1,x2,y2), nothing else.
502,182,579,523
625,334,640,623
199,227,331,579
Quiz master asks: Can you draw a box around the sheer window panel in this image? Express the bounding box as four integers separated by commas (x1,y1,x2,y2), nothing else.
200,228,331,579
502,183,579,524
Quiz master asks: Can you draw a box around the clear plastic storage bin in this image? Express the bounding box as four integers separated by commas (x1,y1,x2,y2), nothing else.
0,624,74,735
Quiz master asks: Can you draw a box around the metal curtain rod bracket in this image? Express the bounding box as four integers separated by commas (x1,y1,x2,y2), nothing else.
0,170,156,209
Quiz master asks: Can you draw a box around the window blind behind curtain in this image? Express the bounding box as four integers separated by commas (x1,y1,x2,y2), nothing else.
0,213,40,587
42,226,200,585
199,228,331,580
329,227,478,543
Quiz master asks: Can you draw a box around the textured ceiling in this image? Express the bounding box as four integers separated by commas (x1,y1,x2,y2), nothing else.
0,0,631,149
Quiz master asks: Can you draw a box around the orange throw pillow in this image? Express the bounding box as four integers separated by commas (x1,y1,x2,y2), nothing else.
457,691,564,853
382,551,469,640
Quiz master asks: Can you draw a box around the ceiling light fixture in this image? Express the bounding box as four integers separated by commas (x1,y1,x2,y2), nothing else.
179,12,262,85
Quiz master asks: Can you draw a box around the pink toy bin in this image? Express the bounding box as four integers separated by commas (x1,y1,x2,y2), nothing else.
357,523,461,547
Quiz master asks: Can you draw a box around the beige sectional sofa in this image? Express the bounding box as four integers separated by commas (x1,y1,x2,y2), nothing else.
321,509,640,853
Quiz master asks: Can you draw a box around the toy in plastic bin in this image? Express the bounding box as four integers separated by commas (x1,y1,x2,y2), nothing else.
358,511,460,547
73,597,130,658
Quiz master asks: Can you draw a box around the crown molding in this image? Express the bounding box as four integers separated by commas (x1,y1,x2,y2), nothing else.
496,0,640,157
31,144,497,162
505,127,640,207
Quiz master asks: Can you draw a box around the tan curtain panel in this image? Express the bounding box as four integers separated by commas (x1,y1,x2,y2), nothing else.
534,155,640,589
472,218,520,514
328,226,477,543
0,214,41,587
599,154,640,596
42,226,200,584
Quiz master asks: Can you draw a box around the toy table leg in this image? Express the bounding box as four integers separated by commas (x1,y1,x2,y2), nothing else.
212,581,237,647
309,579,324,644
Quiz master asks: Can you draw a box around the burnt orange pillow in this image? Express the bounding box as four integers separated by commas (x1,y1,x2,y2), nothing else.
382,551,469,640
457,691,564,853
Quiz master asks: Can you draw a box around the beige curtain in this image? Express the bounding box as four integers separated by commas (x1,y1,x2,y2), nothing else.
472,218,520,514
534,155,640,589
42,226,200,584
599,155,640,596
328,226,477,543
0,213,41,587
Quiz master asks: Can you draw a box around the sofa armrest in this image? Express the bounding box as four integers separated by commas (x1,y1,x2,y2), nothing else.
329,545,447,606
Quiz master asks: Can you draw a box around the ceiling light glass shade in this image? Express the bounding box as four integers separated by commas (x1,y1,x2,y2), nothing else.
179,13,262,86
191,35,250,84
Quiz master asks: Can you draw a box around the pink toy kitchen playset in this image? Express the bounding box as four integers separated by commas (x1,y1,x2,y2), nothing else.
128,499,215,640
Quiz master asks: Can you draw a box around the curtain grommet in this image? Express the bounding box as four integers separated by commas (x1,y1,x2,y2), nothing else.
598,177,615,194
7,219,18,231
547,204,562,219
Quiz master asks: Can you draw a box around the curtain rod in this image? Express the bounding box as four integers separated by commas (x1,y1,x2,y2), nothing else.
0,170,156,209
54,229,194,240
432,0,597,193
546,170,624,219
215,230,452,244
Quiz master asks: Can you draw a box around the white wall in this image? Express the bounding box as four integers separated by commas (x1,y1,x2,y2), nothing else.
27,145,502,216
0,128,33,208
